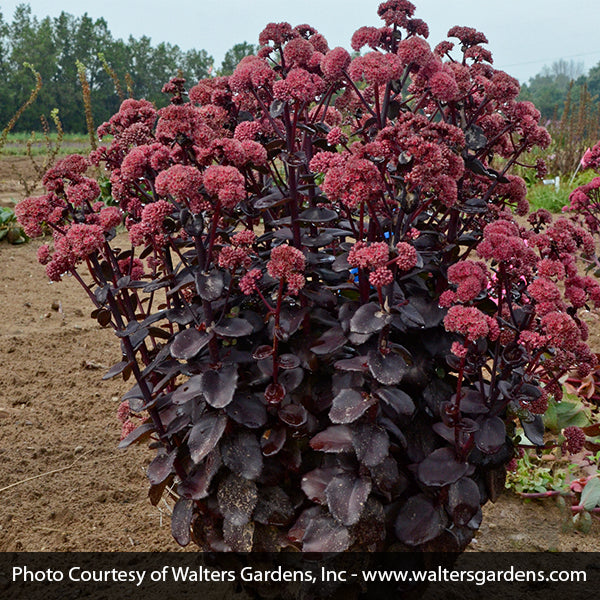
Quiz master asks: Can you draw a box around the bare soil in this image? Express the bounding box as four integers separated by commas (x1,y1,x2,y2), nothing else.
0,164,598,552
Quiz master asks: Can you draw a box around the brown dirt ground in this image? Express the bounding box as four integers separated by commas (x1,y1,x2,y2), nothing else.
0,161,598,552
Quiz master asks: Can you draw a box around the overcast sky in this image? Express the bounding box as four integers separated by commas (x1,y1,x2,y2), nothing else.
2,0,600,83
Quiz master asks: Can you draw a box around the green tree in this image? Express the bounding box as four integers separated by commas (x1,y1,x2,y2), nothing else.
218,42,257,76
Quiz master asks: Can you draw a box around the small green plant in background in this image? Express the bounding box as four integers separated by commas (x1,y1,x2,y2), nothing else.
0,206,27,244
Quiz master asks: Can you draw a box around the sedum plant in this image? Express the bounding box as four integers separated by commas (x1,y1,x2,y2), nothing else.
16,0,600,552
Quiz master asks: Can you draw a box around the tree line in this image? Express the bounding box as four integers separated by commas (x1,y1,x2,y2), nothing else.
0,4,256,133
519,58,600,121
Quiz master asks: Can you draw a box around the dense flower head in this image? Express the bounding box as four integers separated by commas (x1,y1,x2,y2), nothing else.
202,165,245,209
348,241,390,270
562,426,586,454
259,22,296,47
230,55,276,93
394,242,418,271
155,104,213,147
98,206,123,231
239,268,262,295
428,67,460,102
321,155,384,209
118,257,145,280
120,143,171,183
267,244,306,295
65,178,101,207
540,311,580,351
128,200,174,247
273,68,321,103
218,245,253,270
283,37,314,67
447,260,488,303
397,36,433,67
377,0,415,26
486,71,520,103
447,26,488,47
234,121,262,142
351,26,383,52
348,52,403,86
321,47,351,80
444,305,499,342
15,193,65,237
369,266,394,288
155,165,207,212
97,99,157,138
477,219,537,271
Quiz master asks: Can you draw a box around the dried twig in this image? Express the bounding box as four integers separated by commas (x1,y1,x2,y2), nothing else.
0,451,92,494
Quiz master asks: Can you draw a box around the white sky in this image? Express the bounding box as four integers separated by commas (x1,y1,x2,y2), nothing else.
2,0,600,83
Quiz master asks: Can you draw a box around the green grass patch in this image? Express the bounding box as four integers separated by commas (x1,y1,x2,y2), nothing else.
1,132,91,156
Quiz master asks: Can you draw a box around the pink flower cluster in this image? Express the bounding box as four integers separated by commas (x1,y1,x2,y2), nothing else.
128,200,174,247
155,165,207,212
445,261,489,303
203,165,245,209
444,305,499,343
266,245,306,295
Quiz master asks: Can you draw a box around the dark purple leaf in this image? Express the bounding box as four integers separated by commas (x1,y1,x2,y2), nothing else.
448,477,481,526
118,422,154,449
188,413,227,463
254,486,294,526
288,507,322,544
398,303,425,328
200,364,238,408
252,345,273,360
279,367,304,392
353,424,389,467
278,353,300,369
329,389,374,424
332,253,351,272
178,449,221,499
165,307,195,326
260,426,287,456
375,387,415,416
254,189,285,209
367,349,407,385
213,318,253,337
222,431,263,480
311,327,347,356
333,356,369,372
350,302,391,335
301,468,341,504
171,374,203,404
264,382,285,405
310,425,354,453
302,515,350,552
277,306,308,338
417,447,469,487
325,473,372,526
147,448,177,485
278,404,308,427
171,497,194,546
521,415,545,446
227,394,267,429
395,494,447,546
223,520,254,551
380,417,407,446
102,360,131,380
298,207,338,223
474,417,506,454
217,474,258,526
432,421,455,444
170,328,211,360
195,269,224,301
456,390,489,414
370,457,408,500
